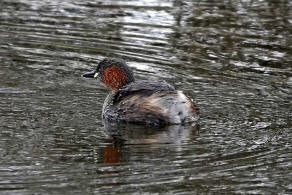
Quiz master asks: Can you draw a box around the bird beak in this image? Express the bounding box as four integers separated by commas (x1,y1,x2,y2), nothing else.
83,70,96,78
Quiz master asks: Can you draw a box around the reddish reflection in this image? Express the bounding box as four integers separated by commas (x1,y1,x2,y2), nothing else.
101,144,122,164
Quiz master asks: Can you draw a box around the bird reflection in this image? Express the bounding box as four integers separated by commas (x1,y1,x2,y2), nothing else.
94,121,200,166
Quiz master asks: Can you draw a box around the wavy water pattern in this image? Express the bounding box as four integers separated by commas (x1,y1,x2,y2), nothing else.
0,0,292,194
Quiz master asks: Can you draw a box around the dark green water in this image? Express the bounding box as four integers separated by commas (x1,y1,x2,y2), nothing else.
1,0,291,194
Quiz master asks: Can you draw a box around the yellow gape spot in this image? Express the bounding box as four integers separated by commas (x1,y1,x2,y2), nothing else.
94,73,99,78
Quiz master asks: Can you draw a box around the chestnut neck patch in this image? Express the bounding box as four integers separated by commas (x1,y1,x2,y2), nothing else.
102,65,127,92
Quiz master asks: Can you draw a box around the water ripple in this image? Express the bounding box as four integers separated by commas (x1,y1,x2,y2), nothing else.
0,0,291,194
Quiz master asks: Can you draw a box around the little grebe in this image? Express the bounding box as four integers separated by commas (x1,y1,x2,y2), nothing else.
83,58,199,126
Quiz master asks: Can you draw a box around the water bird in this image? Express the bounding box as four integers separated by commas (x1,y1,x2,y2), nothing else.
83,58,199,126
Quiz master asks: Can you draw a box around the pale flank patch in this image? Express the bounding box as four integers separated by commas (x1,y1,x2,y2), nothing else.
149,91,197,124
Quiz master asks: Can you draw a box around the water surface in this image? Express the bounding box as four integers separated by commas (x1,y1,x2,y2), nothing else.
1,0,292,194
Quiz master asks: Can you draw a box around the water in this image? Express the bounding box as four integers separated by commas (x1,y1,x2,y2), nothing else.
1,0,291,194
